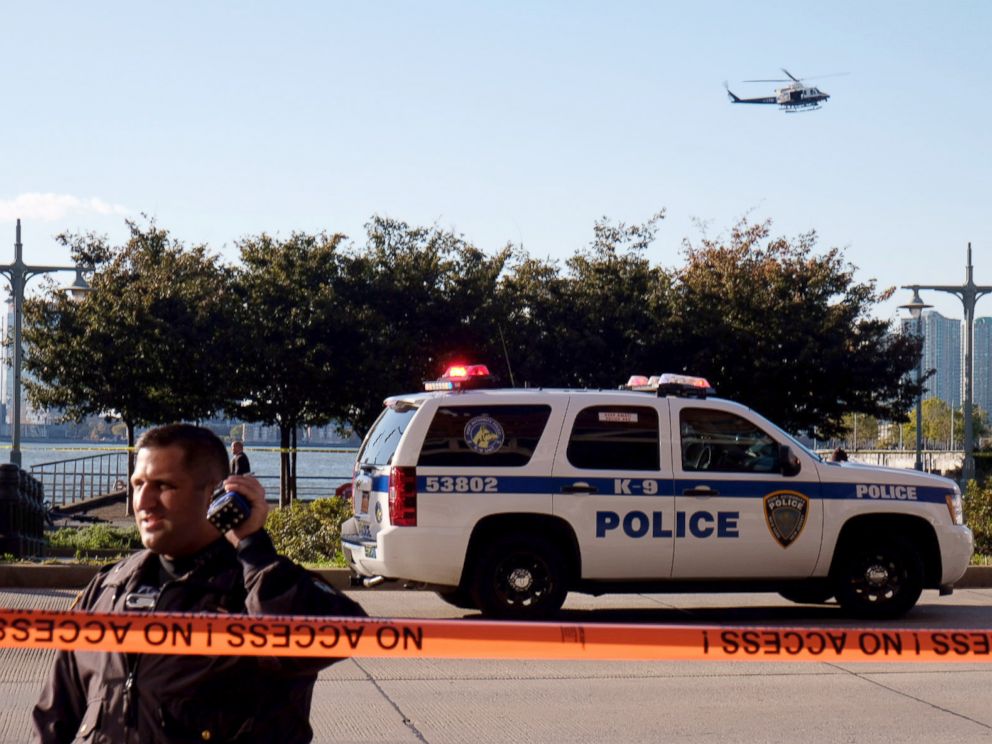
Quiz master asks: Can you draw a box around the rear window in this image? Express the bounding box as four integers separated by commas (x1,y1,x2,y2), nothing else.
566,405,660,471
358,405,418,467
418,405,552,467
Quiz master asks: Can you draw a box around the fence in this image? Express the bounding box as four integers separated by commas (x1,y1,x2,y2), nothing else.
30,452,129,507
254,475,351,501
29,451,349,507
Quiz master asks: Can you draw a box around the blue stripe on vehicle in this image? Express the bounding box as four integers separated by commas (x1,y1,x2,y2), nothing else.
364,474,951,505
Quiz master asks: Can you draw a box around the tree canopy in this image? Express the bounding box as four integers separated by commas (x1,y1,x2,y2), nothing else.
230,230,354,504
671,220,921,437
22,219,233,508
341,216,510,435
23,219,233,431
21,212,930,500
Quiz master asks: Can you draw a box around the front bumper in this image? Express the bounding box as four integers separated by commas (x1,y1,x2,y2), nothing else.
939,525,974,586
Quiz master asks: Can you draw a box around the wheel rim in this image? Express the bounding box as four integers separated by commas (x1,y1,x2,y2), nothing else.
493,551,553,608
849,552,906,605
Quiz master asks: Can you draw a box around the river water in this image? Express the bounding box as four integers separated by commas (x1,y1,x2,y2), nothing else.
5,442,359,501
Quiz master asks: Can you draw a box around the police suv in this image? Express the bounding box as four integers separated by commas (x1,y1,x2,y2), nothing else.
341,366,973,620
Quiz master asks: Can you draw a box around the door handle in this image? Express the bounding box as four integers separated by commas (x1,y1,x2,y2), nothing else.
683,486,719,497
561,482,598,494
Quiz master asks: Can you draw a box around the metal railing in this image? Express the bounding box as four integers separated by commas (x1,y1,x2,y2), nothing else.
31,452,129,507
254,475,351,502
29,451,350,507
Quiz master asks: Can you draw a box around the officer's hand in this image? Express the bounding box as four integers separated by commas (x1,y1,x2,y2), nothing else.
221,475,269,547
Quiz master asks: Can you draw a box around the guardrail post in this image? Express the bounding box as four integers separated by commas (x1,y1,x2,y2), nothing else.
0,464,24,558
26,469,46,557
0,464,48,559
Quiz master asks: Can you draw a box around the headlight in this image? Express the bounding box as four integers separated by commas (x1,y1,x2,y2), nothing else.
946,486,964,526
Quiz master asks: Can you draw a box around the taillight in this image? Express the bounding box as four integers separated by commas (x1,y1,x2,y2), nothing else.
388,466,417,526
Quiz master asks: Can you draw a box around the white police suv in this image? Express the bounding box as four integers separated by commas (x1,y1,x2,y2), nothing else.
341,366,973,620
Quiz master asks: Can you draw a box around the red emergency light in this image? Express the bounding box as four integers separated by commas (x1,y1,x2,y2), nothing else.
424,363,495,391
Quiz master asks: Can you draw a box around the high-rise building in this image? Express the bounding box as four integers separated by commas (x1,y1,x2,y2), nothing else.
3,297,49,426
974,317,992,417
901,311,962,408
922,311,962,408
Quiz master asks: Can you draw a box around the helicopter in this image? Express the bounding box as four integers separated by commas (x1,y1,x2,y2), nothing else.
726,69,835,111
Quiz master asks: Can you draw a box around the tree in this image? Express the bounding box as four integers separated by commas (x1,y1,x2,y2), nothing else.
22,219,235,510
670,220,922,438
498,211,673,389
342,217,510,436
898,399,989,450
231,231,357,505
840,413,880,449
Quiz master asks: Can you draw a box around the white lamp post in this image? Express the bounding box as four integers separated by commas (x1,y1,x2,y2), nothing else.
2,220,91,467
899,287,932,471
903,245,992,482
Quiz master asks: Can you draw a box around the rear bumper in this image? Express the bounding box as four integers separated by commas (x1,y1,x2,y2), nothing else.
340,517,467,586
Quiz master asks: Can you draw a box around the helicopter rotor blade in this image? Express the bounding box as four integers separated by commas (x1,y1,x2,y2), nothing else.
742,78,789,83
781,68,801,82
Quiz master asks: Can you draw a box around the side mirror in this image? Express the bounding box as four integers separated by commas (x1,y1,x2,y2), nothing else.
778,445,801,477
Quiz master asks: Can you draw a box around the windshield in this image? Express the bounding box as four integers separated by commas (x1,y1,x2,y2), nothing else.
764,418,823,462
357,403,418,467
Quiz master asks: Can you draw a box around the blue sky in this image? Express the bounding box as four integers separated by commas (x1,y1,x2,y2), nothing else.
3,1,991,323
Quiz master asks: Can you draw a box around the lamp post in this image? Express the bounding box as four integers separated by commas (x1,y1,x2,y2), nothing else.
1,220,90,467
902,244,992,482
900,288,932,471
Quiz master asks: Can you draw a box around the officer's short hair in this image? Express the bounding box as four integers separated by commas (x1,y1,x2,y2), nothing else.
136,424,230,486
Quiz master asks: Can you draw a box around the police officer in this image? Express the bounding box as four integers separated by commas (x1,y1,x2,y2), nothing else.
32,424,366,743
230,439,251,475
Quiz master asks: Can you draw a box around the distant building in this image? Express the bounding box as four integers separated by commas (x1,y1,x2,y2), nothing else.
914,311,962,408
900,310,992,416
974,317,992,416
3,297,55,427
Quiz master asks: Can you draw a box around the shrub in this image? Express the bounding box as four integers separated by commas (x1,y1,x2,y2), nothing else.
48,524,142,552
965,480,992,557
266,497,353,565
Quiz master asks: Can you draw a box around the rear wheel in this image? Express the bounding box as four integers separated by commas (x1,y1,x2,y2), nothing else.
834,538,924,619
470,534,568,619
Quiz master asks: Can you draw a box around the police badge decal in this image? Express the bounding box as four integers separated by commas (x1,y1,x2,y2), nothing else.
464,415,505,455
763,490,809,547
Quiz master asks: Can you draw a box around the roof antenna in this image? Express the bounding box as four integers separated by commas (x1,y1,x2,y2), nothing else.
497,324,516,387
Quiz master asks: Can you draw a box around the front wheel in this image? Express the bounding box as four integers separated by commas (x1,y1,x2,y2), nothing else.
470,534,568,620
834,539,924,619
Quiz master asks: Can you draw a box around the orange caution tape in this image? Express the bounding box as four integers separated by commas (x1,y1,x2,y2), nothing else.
0,608,990,661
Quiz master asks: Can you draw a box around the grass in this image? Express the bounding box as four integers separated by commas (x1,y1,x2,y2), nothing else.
48,524,141,552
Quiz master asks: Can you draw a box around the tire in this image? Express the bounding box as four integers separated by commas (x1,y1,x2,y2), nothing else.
778,583,834,605
469,534,568,620
834,538,924,619
435,587,477,610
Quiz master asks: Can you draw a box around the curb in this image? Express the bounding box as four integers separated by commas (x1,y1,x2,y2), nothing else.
3,565,991,591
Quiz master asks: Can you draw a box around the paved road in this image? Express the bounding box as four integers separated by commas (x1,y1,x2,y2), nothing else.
3,587,992,743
